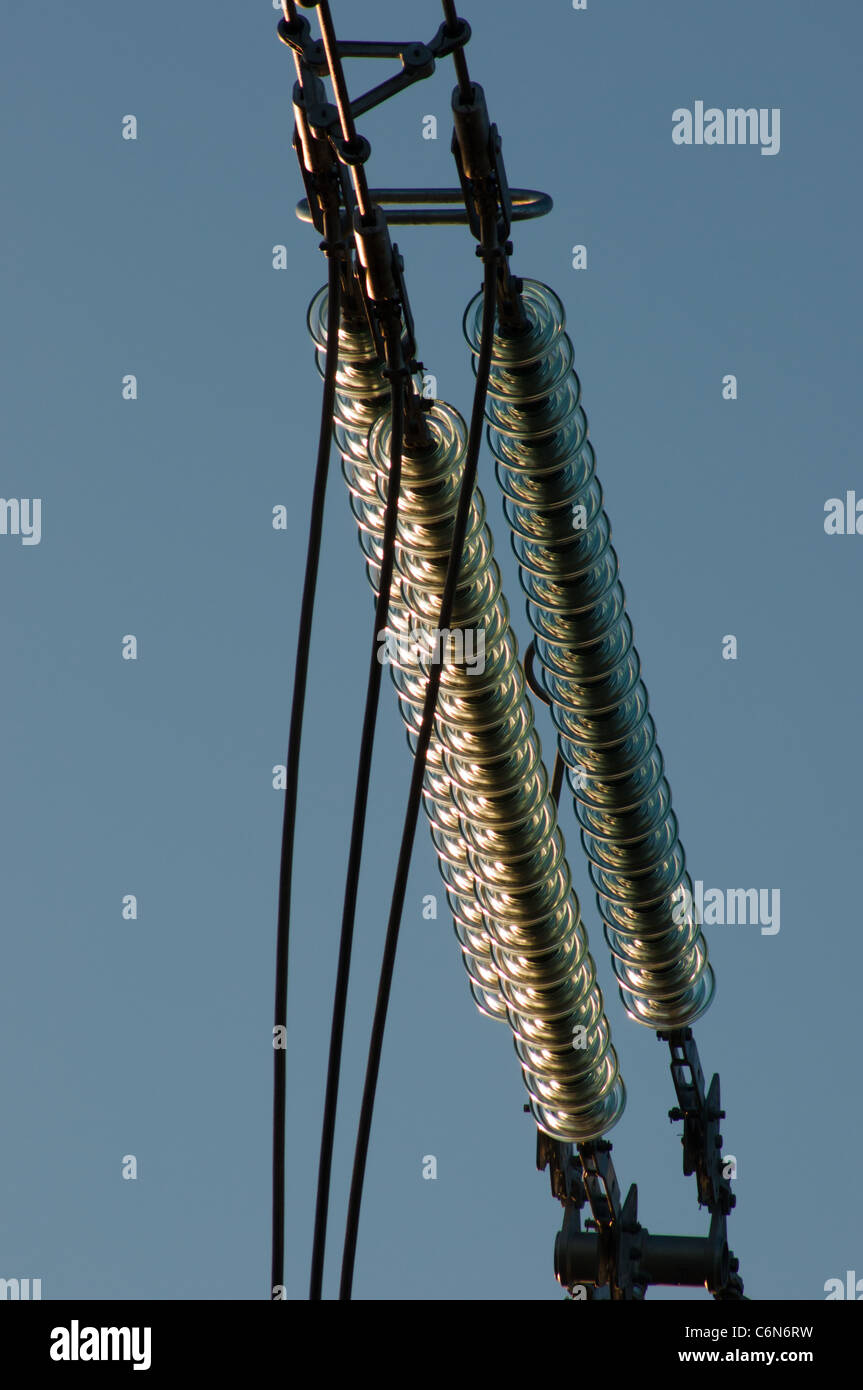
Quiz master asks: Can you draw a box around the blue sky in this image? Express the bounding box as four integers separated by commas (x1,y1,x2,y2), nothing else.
2,0,861,1300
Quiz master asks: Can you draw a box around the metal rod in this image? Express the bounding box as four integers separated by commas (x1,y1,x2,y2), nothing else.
296,186,552,227
316,0,373,221
441,0,472,102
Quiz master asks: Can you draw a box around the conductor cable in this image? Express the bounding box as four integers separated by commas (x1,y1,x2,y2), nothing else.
271,218,343,1299
308,307,410,1301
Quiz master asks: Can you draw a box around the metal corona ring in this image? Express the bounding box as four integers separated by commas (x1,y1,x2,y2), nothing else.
308,285,626,1141
464,279,715,1028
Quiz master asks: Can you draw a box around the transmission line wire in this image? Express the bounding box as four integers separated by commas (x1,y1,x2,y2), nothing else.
271,232,342,1299
308,312,409,1300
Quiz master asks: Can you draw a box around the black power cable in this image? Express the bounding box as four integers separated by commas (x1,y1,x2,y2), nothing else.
308,309,409,1300
271,230,342,1300
339,227,500,1301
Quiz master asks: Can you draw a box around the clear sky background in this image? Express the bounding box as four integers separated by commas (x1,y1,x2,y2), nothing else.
2,0,861,1301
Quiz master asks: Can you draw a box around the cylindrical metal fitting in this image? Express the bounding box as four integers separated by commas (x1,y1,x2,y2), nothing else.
464,280,714,1028
451,81,492,179
308,285,626,1141
353,205,398,303
555,1230,729,1291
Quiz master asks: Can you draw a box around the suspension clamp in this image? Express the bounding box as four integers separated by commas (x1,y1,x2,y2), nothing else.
539,1132,744,1299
